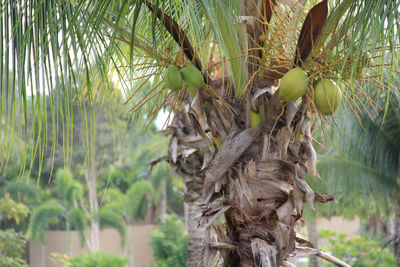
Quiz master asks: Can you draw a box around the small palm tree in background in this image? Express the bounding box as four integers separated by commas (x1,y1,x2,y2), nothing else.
27,168,132,265
26,169,88,257
99,180,153,267
1,0,399,266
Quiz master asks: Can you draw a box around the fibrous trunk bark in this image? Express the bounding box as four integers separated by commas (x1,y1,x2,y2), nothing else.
163,85,334,267
187,199,207,267
164,110,207,267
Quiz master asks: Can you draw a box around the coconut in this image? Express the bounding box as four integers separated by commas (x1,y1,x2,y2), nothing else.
250,110,262,127
181,65,205,90
279,67,308,102
314,79,342,115
163,65,183,91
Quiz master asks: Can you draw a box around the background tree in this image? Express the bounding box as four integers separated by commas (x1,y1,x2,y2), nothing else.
150,214,188,267
26,169,88,264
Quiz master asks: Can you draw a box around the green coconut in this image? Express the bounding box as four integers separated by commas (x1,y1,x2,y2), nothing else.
250,110,262,127
181,65,205,90
163,65,183,91
314,79,342,115
213,137,222,150
279,67,308,102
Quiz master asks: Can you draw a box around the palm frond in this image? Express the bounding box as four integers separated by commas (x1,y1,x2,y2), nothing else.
26,202,64,243
126,179,154,221
0,0,132,178
311,83,400,217
69,208,88,247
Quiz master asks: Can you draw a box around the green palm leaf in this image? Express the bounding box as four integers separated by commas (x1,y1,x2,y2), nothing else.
26,202,64,243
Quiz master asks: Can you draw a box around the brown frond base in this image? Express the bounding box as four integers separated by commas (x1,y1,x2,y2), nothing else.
160,87,334,266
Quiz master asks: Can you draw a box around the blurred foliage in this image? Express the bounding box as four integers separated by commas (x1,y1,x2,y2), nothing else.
0,193,29,267
0,71,184,264
0,193,29,225
319,229,396,266
307,81,400,220
26,202,64,243
1,181,40,208
27,169,88,246
63,251,128,267
150,214,188,267
0,229,28,267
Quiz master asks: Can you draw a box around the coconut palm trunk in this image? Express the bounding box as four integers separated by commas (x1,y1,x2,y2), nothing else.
163,57,332,267
165,111,208,266
153,1,336,265
187,200,207,266
167,85,334,266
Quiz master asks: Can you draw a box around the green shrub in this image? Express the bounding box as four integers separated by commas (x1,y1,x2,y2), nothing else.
319,229,396,266
64,251,128,267
0,229,28,267
150,214,188,267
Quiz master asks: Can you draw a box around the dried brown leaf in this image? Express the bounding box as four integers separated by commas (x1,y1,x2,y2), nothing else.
294,0,328,65
204,124,262,185
251,238,277,267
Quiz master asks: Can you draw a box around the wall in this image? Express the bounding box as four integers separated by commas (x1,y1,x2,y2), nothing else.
29,224,156,267
317,216,360,236
29,217,360,267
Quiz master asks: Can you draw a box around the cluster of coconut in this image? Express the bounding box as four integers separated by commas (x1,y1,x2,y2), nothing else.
279,67,342,115
162,65,205,95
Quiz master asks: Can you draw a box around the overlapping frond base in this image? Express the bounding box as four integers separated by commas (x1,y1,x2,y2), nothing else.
159,82,335,266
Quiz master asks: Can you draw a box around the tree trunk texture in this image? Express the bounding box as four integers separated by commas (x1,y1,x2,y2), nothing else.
161,181,168,222
158,1,334,266
84,138,100,252
82,107,100,252
307,216,320,267
394,210,400,266
85,168,100,252
126,226,135,267
163,87,334,267
187,199,207,267
165,110,207,267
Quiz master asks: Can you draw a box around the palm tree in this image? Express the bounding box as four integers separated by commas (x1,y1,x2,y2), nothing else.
27,168,132,266
26,169,88,261
100,180,153,267
1,1,399,266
